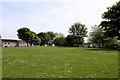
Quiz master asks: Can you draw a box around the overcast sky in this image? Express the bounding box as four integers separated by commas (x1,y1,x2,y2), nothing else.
0,0,119,39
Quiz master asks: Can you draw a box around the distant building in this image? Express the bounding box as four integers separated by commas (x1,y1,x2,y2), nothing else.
0,39,28,47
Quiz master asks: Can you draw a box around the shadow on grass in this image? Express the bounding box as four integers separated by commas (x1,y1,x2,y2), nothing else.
85,48,119,52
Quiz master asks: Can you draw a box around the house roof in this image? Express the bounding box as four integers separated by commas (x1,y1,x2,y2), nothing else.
1,39,17,41
1,39,26,43
16,40,26,43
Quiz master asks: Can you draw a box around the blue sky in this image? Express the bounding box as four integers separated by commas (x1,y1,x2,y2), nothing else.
1,0,119,39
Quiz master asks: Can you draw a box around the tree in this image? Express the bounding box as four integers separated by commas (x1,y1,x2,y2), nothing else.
30,31,41,46
104,37,119,48
100,1,120,39
33,34,41,45
17,27,31,46
53,36,66,46
47,31,56,40
37,32,50,46
89,25,106,48
47,31,56,45
37,31,57,46
68,22,87,47
89,25,119,48
65,35,76,47
17,27,40,46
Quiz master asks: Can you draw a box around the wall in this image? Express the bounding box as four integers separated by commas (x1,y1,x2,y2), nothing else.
18,42,27,47
2,41,17,47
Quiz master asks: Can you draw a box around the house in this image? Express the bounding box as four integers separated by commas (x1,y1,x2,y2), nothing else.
16,40,28,47
0,39,28,47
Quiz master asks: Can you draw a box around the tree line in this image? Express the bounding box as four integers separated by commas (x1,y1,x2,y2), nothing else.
17,1,120,48
17,22,87,47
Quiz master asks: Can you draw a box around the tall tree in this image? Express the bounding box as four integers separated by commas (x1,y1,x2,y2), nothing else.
17,27,31,46
89,25,119,48
89,25,106,47
68,22,87,47
17,27,40,46
100,1,120,39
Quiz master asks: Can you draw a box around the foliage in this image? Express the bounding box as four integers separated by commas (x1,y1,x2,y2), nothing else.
89,25,119,48
32,33,41,45
100,1,120,39
68,22,87,47
17,27,31,42
65,35,83,47
3,47,118,78
53,36,66,46
89,25,105,47
17,27,41,46
55,32,64,37
37,32,50,46
104,37,119,48
28,31,41,46
65,35,75,47
47,31,56,41
37,31,56,46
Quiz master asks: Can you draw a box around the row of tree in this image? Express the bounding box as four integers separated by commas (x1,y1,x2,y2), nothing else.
17,22,87,47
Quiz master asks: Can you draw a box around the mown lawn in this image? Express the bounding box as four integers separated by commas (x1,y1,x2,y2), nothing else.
2,46,118,78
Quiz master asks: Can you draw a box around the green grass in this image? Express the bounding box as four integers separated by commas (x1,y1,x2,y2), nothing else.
2,46,118,78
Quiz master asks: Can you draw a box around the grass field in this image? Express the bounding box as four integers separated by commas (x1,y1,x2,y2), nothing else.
2,46,118,78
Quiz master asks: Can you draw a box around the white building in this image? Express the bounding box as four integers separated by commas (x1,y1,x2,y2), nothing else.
0,39,28,47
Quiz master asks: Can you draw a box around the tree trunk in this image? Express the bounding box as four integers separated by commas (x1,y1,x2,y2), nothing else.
30,42,33,46
27,42,29,47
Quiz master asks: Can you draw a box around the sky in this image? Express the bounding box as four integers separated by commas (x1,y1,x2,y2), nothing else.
0,0,119,40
